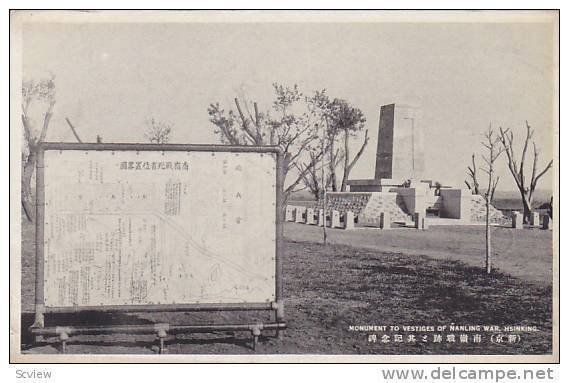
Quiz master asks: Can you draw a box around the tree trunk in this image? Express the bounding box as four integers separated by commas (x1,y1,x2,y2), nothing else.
328,138,337,192
485,198,491,274
340,130,350,192
21,151,37,222
521,192,532,224
321,138,327,246
340,129,368,192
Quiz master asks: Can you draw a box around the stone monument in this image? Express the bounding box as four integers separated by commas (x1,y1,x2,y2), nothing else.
348,103,425,192
346,102,475,224
375,103,425,182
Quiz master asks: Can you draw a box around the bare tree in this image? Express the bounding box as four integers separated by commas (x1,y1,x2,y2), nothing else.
294,152,323,200
304,90,340,192
464,154,480,195
21,76,56,221
144,118,172,144
480,126,504,274
65,118,83,143
208,83,322,204
488,174,500,203
305,92,367,192
498,121,553,223
332,100,368,192
295,149,344,200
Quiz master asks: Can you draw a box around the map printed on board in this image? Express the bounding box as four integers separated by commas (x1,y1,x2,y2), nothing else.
42,150,277,308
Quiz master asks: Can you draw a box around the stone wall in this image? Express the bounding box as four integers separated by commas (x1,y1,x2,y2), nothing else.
313,192,371,215
470,195,509,224
359,192,411,225
310,192,411,225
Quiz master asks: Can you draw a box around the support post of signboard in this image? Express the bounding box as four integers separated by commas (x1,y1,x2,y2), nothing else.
251,324,262,351
31,148,45,342
61,336,67,354
56,327,70,354
155,323,169,354
272,301,285,340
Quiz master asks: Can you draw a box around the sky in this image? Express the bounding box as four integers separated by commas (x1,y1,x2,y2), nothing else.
19,12,557,192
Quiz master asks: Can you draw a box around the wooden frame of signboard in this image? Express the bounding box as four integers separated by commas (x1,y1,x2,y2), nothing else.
29,142,286,353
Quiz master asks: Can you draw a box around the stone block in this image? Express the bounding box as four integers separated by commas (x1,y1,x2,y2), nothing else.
512,212,523,229
295,206,307,223
438,188,472,222
344,211,355,230
380,212,391,230
530,212,540,226
413,212,424,229
318,209,325,227
285,205,295,222
331,210,342,228
542,215,553,230
306,208,316,225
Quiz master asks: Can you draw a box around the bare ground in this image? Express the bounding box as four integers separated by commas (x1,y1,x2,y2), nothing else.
19,220,553,355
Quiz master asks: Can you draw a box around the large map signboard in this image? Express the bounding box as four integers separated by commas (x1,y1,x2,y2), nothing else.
40,145,280,309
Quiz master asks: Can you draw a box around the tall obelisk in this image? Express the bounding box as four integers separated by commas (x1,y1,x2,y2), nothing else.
374,104,425,182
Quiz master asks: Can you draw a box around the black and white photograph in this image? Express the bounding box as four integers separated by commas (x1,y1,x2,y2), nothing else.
9,10,559,363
